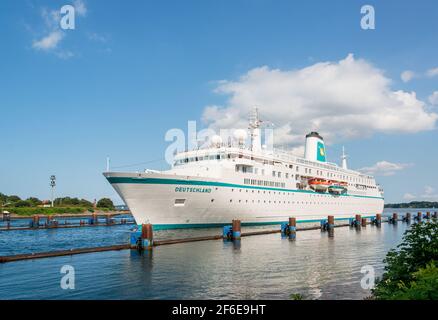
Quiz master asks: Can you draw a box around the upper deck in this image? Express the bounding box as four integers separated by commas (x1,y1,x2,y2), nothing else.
171,146,380,193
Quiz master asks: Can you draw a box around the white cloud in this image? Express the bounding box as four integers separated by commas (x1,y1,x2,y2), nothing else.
31,2,88,58
401,70,415,83
202,54,438,148
403,193,416,201
32,30,64,50
358,161,412,176
402,186,438,202
424,185,435,195
428,91,438,106
41,7,61,29
55,50,75,59
426,67,438,77
74,0,87,17
87,32,108,43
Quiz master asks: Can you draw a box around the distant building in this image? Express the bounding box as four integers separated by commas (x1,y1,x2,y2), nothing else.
38,200,51,208
115,204,129,211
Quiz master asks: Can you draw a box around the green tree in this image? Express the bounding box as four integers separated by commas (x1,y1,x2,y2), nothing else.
54,197,93,207
372,220,438,299
96,198,114,209
7,195,21,204
26,197,42,206
79,199,93,207
0,193,8,207
386,263,438,300
14,200,33,207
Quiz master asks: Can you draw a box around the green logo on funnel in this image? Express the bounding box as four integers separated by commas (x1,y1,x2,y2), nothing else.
317,141,326,162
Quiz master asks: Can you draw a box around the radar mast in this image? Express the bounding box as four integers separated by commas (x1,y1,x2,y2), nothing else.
249,108,262,152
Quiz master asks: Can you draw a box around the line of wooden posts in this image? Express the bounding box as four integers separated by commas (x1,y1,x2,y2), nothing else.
0,213,132,231
1,211,436,263
131,211,437,251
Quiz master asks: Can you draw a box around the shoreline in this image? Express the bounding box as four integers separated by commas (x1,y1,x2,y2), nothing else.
5,211,131,219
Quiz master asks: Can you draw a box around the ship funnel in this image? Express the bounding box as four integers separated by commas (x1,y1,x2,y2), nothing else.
304,132,326,162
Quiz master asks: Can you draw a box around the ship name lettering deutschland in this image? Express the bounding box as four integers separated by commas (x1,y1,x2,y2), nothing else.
175,187,212,193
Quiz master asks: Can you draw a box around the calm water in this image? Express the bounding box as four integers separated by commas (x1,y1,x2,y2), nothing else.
0,209,425,300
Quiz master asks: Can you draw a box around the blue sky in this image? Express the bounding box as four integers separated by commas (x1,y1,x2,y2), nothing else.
0,0,437,204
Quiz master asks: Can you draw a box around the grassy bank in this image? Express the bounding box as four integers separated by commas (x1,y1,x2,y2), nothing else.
2,207,112,216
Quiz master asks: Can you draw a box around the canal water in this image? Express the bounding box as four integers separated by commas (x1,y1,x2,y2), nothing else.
0,209,428,299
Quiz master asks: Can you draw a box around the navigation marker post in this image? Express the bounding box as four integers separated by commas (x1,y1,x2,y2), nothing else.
50,175,56,208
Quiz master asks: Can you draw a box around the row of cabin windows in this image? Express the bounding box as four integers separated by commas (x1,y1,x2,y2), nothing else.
243,178,285,188
226,199,368,205
241,166,375,189
189,198,373,206
175,154,222,165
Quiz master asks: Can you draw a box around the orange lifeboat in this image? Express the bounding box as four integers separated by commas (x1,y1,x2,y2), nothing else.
308,178,330,192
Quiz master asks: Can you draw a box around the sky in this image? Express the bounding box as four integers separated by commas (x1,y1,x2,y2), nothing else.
0,0,437,204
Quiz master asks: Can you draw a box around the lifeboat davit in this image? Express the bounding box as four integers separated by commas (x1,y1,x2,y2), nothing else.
308,178,330,192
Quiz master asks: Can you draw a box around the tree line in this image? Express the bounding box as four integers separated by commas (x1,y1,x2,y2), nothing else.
0,193,114,210
384,201,438,209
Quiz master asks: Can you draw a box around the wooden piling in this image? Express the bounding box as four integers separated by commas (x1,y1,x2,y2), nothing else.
376,213,381,227
92,213,98,225
141,223,154,250
232,219,241,240
355,214,361,229
106,213,113,225
289,217,296,241
392,213,398,224
417,212,422,221
361,218,367,227
328,215,334,237
433,212,438,219
32,215,40,228
426,212,431,219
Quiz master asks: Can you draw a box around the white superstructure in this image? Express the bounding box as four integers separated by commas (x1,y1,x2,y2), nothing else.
104,110,384,229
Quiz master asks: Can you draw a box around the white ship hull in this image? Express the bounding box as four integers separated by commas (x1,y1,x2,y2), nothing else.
105,171,384,229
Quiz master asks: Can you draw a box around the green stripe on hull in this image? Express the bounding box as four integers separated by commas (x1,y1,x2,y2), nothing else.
107,176,384,200
144,216,377,230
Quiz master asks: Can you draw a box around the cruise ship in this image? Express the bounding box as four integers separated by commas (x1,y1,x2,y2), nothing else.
104,109,384,229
